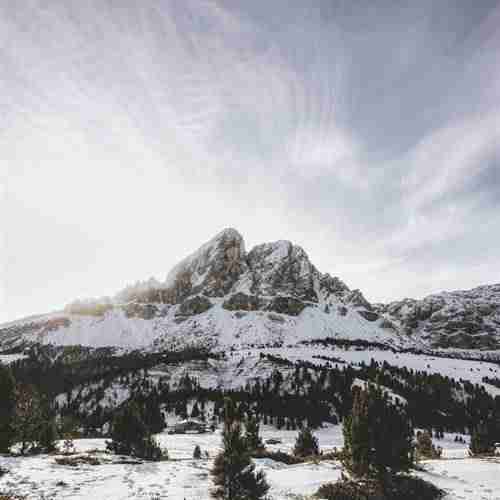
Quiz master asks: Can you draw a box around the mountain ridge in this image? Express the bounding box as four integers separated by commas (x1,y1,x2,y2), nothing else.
1,228,499,352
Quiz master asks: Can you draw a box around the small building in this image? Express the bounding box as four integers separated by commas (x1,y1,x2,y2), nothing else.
169,419,207,434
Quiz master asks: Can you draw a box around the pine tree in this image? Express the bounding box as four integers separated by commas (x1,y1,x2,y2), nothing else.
141,394,165,434
342,387,371,478
415,431,442,460
13,384,43,455
469,419,496,456
245,415,264,454
191,402,200,419
193,444,202,459
211,399,269,500
107,402,164,461
36,396,58,453
342,384,414,480
293,427,319,457
0,364,16,453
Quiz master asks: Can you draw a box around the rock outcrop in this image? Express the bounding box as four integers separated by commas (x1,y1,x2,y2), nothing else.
164,228,247,301
376,284,500,349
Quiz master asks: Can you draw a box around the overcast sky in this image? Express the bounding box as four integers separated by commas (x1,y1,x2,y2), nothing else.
2,1,500,323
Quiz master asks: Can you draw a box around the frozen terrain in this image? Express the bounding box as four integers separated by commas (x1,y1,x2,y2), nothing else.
0,427,498,500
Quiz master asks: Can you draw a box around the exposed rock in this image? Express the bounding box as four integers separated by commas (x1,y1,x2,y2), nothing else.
380,284,500,349
267,313,286,323
222,292,261,311
319,274,350,300
338,306,348,316
266,296,307,316
177,296,213,316
247,241,318,302
379,318,397,330
42,317,71,332
357,310,379,322
123,303,159,320
65,301,113,316
165,228,247,301
346,289,372,310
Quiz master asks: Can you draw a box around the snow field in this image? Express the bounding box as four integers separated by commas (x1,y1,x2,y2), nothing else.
0,427,496,500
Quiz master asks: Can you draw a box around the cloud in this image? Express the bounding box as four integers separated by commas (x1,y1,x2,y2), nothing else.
2,0,500,321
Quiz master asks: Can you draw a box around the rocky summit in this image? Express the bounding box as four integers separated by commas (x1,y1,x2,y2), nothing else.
1,228,500,353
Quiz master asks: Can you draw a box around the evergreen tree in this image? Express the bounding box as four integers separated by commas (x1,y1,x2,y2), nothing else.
469,419,496,456
141,394,165,434
211,399,269,500
193,444,202,459
342,384,414,480
191,402,200,419
35,396,58,453
13,384,43,455
0,364,16,453
245,415,264,453
38,418,58,453
342,386,371,478
293,427,319,457
415,431,442,460
106,402,164,461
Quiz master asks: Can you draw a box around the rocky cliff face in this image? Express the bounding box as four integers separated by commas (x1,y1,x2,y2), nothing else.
375,284,500,349
112,228,373,318
1,228,499,352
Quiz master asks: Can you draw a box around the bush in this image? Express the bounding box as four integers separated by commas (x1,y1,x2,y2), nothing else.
316,479,375,500
390,476,444,500
253,449,304,465
193,445,202,459
55,455,100,466
315,475,443,500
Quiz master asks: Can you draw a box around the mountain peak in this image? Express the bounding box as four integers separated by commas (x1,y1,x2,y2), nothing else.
215,227,243,241
163,227,247,301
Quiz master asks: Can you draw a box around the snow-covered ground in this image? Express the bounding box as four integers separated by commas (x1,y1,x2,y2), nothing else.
256,346,500,396
1,427,497,500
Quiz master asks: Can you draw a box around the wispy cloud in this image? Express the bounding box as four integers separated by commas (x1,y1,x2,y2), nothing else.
2,0,500,321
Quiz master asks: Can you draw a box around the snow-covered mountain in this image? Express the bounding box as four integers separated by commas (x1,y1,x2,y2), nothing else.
376,284,500,350
1,228,499,353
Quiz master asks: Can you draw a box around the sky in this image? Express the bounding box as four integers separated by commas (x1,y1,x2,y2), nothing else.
2,0,500,323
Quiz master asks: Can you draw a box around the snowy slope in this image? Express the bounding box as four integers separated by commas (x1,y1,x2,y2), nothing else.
1,229,499,354
0,299,404,351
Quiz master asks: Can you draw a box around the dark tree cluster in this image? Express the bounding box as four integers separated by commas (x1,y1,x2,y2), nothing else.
0,364,58,455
